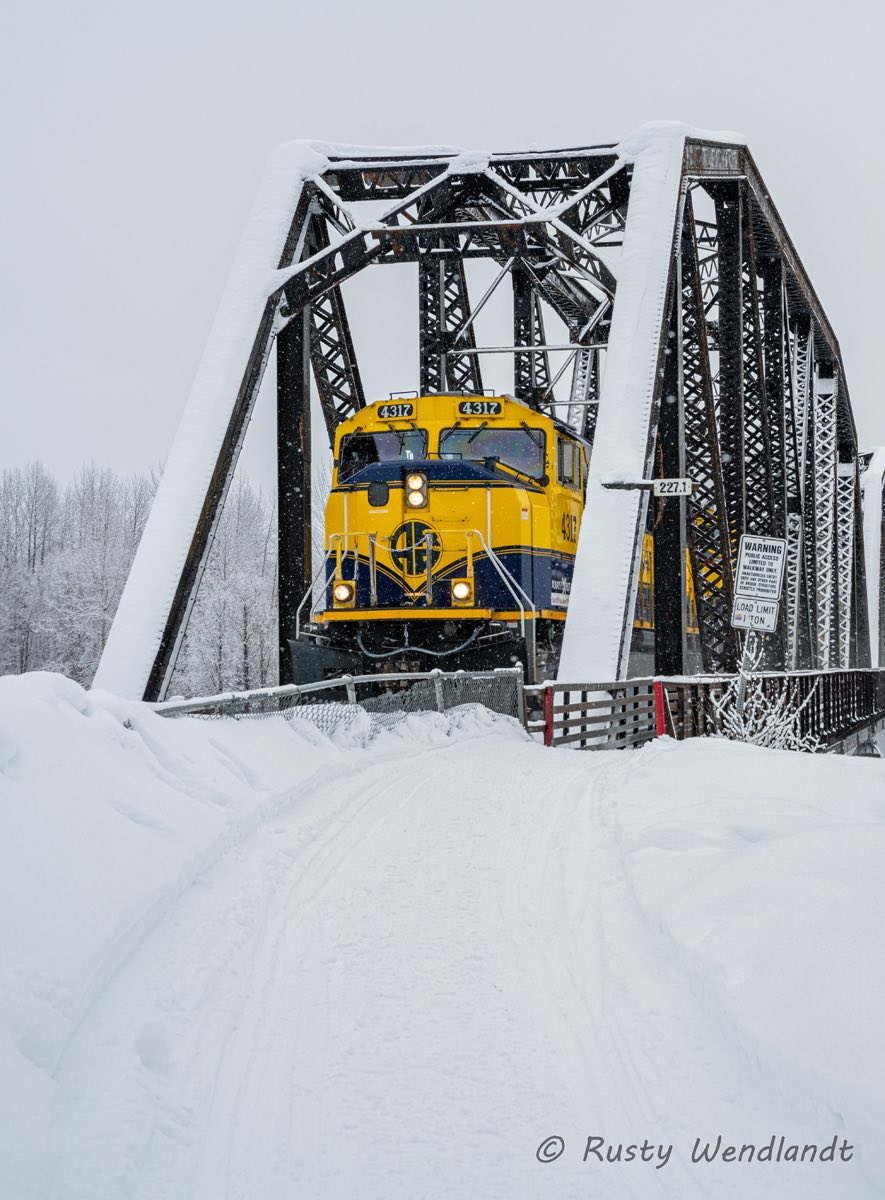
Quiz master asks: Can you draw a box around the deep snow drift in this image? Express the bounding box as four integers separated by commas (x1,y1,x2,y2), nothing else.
1,672,884,1198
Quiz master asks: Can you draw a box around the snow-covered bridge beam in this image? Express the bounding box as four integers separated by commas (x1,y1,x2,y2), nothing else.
93,126,871,700
559,126,870,682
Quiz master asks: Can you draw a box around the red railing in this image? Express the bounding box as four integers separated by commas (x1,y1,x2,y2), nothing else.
529,670,885,752
527,678,659,750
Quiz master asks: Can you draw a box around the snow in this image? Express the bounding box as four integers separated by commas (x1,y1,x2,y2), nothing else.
95,123,753,698
446,150,491,174
557,126,686,680
93,141,331,700
559,123,748,682
299,141,462,161
2,670,885,1198
617,119,748,155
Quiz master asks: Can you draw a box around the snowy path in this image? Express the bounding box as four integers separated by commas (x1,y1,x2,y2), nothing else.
41,733,879,1200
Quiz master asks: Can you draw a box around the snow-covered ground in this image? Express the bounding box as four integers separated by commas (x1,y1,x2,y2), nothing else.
2,672,884,1199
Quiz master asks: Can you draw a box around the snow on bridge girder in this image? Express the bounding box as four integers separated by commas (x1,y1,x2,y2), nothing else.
89,133,629,701
559,122,869,682
93,142,331,700
558,124,729,681
93,123,870,700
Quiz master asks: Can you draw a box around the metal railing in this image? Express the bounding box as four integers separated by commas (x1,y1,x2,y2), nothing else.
153,666,526,731
532,669,885,753
657,669,885,750
525,678,658,750
154,664,885,755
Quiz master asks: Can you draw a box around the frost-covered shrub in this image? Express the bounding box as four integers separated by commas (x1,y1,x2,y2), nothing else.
712,643,820,753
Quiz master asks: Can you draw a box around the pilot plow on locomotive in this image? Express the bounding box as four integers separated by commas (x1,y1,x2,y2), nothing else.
291,392,588,683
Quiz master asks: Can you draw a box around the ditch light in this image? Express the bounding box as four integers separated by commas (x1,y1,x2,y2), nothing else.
332,580,356,607
451,579,473,606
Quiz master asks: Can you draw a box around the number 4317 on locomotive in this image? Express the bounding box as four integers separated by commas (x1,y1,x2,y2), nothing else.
289,392,681,682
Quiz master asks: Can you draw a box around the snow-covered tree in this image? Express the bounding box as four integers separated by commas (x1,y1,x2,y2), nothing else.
712,640,820,753
169,476,278,696
0,461,285,697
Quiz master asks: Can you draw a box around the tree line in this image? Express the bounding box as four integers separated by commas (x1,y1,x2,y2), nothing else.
0,462,280,696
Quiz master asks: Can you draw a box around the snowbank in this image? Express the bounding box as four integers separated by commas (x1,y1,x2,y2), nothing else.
2,672,884,1198
0,672,516,1198
619,738,885,1172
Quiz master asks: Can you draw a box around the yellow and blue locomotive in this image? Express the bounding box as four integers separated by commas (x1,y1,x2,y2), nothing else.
294,393,587,681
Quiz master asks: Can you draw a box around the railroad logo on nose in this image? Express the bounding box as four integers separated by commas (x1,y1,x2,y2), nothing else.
390,521,441,576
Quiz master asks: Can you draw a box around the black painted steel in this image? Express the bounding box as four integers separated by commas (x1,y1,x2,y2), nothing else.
679,196,739,672
137,138,873,699
653,312,684,676
276,308,312,685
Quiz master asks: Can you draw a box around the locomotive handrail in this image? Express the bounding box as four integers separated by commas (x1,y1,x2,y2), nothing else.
295,547,335,642
309,527,536,632
464,528,539,682
368,533,378,605
464,528,535,636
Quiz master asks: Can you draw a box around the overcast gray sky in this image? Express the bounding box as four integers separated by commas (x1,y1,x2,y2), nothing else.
2,0,882,488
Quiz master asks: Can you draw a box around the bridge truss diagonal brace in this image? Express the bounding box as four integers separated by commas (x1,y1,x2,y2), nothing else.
95,129,874,703
93,144,332,700
558,128,689,682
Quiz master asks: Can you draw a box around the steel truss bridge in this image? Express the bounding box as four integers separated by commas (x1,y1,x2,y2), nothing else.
94,126,885,734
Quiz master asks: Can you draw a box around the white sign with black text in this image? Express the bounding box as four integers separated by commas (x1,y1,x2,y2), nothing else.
731,596,779,632
653,478,693,497
733,535,787,602
731,533,787,632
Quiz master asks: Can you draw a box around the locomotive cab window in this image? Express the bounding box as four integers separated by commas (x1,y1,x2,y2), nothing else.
557,436,580,489
439,426,546,480
338,428,428,481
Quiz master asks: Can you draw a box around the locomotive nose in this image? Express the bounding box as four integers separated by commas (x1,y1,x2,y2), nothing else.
390,518,441,578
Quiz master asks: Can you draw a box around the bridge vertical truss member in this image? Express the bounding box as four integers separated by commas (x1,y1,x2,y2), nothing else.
859,449,885,669
559,130,869,681
92,129,872,702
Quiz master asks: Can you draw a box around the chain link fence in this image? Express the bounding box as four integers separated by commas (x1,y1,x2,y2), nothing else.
153,667,525,740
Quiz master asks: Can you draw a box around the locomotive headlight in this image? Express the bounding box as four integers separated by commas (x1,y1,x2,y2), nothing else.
451,579,473,606
332,580,355,606
404,471,428,508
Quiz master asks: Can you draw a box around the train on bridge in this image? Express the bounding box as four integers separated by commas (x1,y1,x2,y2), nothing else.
92,129,885,706
292,392,699,683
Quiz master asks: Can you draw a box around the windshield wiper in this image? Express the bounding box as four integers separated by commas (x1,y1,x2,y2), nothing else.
520,420,544,448
487,457,538,487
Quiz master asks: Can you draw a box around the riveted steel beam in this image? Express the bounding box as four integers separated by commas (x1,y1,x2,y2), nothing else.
679,193,739,672
132,138,872,702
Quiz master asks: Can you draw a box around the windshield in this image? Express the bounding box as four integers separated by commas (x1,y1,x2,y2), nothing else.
338,429,428,481
439,426,546,480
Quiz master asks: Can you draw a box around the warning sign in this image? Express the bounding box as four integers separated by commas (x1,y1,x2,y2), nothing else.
734,535,787,602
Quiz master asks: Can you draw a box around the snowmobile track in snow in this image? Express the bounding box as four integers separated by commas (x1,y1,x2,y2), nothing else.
45,736,874,1200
